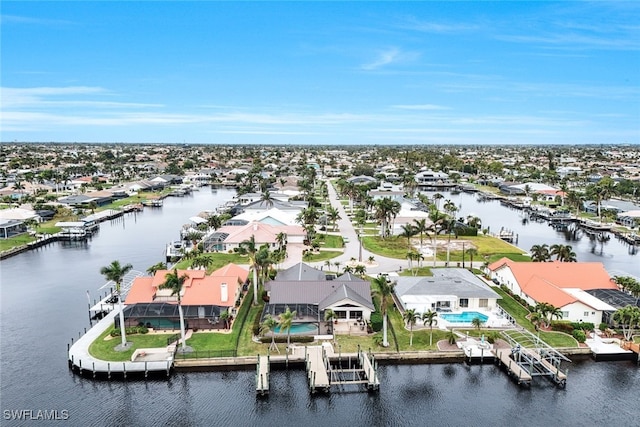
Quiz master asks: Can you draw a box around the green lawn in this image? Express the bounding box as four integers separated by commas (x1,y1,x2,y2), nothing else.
316,233,344,248
0,234,36,252
362,234,529,263
492,286,577,347
89,328,176,362
303,250,343,262
400,267,433,276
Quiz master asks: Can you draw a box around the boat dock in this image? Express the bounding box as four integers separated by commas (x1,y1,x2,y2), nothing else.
493,348,532,386
496,329,571,388
621,341,640,365
305,345,331,393
256,355,270,396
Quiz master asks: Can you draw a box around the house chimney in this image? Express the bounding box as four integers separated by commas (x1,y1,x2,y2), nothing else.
221,283,228,302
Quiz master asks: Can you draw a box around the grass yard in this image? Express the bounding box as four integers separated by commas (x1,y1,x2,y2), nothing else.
316,233,344,248
492,286,577,347
303,250,343,262
89,328,176,362
0,234,36,252
400,267,433,276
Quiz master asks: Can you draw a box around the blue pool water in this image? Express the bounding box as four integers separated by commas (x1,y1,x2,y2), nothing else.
273,322,318,334
440,312,489,323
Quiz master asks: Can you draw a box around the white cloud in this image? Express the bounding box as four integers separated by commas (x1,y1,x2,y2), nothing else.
361,48,420,70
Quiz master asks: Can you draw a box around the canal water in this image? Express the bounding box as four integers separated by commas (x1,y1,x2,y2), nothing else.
1,188,638,426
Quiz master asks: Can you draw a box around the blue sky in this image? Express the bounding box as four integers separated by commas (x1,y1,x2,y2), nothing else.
1,1,639,145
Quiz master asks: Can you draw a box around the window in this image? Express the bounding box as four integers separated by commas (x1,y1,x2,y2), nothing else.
562,311,569,318
479,299,488,308
459,299,469,308
584,311,589,317
350,310,363,320
335,310,347,319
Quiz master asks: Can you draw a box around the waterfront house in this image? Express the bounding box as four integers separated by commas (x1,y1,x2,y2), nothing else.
487,258,618,324
414,169,449,184
394,268,501,314
263,263,375,328
123,264,249,330
205,221,305,252
0,219,27,239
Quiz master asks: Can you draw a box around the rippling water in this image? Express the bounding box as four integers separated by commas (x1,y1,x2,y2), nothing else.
1,188,638,426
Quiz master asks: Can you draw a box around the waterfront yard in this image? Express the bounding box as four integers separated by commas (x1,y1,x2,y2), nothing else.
89,328,176,362
362,234,530,263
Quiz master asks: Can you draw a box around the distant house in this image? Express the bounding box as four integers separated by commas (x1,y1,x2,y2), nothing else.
123,264,249,330
394,268,501,314
205,221,305,252
487,258,618,324
0,219,27,239
415,170,449,185
346,175,378,186
263,263,375,329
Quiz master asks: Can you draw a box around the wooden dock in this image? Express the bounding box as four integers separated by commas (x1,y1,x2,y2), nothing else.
256,355,270,396
358,349,380,390
621,341,640,365
522,348,567,386
493,349,532,386
306,346,331,393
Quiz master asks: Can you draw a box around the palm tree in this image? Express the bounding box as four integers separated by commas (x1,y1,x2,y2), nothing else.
530,244,550,262
276,232,287,251
326,206,341,231
207,214,222,230
550,244,577,262
413,218,431,251
277,306,297,350
374,197,401,238
159,269,190,352
612,305,640,341
191,253,213,270
403,308,419,347
334,261,341,271
260,190,274,209
220,310,231,329
471,316,484,330
422,310,438,346
260,314,280,353
324,309,336,339
400,224,417,248
324,260,332,271
100,260,133,349
238,235,259,305
354,264,367,277
465,248,478,270
433,193,444,210
529,311,544,331
372,275,395,347
146,261,167,275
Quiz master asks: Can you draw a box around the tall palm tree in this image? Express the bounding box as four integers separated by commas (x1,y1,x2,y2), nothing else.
260,314,280,353
277,306,297,350
413,218,431,251
159,269,190,352
372,275,395,347
100,260,133,349
354,264,367,277
550,244,577,262
374,197,401,238
465,248,478,270
238,235,259,305
400,224,417,249
326,206,341,231
403,309,419,347
260,190,274,209
422,310,438,347
324,260,332,271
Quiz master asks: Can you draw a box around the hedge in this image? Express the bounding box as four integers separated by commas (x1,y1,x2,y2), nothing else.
370,312,383,332
258,336,315,344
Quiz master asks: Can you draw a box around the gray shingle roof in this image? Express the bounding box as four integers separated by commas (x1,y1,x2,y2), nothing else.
275,262,326,281
395,268,500,299
318,284,375,310
269,280,373,308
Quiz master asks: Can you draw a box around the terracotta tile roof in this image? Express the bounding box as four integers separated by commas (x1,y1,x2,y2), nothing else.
217,221,304,244
488,258,617,308
125,267,246,308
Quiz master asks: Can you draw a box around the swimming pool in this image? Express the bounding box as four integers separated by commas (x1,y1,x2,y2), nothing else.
273,322,318,334
440,312,488,323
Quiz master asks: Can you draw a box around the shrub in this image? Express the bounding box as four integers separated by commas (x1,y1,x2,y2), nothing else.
370,312,383,332
447,331,457,345
599,323,608,332
252,310,263,336
551,321,574,333
572,330,586,343
572,322,594,332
